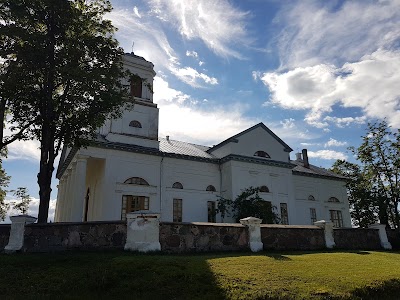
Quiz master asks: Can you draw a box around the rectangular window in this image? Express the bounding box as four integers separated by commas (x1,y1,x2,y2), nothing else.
173,198,182,222
207,201,216,223
310,208,317,224
329,210,343,227
130,77,143,98
280,203,289,225
121,195,149,220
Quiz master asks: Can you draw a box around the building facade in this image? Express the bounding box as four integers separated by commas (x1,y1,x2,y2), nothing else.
55,53,351,227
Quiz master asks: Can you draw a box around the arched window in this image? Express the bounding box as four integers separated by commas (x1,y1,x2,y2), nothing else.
328,197,340,203
259,185,269,193
254,151,271,158
172,182,183,189
308,195,315,201
129,120,142,128
130,75,143,98
124,177,149,185
206,185,216,192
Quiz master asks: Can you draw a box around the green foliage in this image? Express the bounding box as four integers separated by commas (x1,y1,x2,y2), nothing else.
10,187,31,215
0,159,10,221
331,120,400,228
0,0,130,222
217,186,279,224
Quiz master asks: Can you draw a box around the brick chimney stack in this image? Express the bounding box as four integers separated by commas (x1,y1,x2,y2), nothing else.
302,149,309,168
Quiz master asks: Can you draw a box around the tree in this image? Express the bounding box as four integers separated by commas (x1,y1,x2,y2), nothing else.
0,0,130,223
217,186,280,224
331,120,400,228
10,187,32,215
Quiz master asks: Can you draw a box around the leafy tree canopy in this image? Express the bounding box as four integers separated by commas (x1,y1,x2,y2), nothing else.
0,0,130,222
331,120,400,228
217,186,280,224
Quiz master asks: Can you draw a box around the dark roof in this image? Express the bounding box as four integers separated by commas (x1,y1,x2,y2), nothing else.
291,159,347,181
207,122,293,153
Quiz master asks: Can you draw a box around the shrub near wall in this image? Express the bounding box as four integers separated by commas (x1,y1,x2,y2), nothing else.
160,222,248,253
333,228,381,250
0,224,11,250
23,221,126,252
261,225,326,251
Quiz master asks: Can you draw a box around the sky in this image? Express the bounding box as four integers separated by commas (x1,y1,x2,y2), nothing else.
2,0,400,222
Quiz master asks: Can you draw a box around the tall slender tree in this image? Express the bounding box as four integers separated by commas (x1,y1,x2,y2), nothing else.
0,0,130,223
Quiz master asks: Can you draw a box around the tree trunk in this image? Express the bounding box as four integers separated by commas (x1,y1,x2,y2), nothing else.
37,123,56,223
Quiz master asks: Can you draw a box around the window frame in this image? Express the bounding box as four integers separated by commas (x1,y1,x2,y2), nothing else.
172,182,183,189
310,208,317,224
207,201,216,223
206,185,216,192
328,197,340,203
254,150,271,158
129,120,142,128
173,198,183,222
121,195,149,220
124,177,149,185
130,75,143,98
308,195,316,201
329,210,343,227
259,185,270,193
280,203,289,225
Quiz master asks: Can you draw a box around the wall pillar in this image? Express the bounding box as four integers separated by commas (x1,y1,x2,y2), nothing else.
4,215,37,253
125,212,161,252
369,223,392,250
66,165,76,221
314,220,336,249
61,170,71,222
71,156,88,222
240,217,263,252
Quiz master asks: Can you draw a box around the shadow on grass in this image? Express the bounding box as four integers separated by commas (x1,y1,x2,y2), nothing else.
349,279,400,300
0,251,227,300
264,253,292,261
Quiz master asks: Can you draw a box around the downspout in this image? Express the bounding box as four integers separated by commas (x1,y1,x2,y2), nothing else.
219,161,223,223
159,156,164,218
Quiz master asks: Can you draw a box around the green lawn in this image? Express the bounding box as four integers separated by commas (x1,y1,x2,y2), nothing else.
1,251,400,299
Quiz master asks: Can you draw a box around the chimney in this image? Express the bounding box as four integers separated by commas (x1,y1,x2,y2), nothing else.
295,152,302,161
302,149,309,168
166,135,170,141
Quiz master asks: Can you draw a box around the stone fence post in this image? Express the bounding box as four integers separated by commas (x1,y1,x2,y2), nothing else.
314,220,336,249
240,217,263,252
369,223,392,250
4,215,37,253
124,211,161,252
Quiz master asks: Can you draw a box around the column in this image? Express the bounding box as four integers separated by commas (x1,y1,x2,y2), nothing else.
66,165,76,221
240,217,263,252
71,156,87,222
56,177,66,222
314,220,336,249
60,170,71,222
54,184,60,222
5,215,37,253
369,223,392,250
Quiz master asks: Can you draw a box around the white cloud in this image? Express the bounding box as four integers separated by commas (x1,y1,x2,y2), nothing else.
186,50,198,58
324,138,347,148
153,76,189,104
323,116,367,128
261,49,400,128
7,139,40,161
107,9,218,87
308,150,347,161
171,66,218,87
280,118,295,129
199,61,204,66
133,6,141,18
149,0,250,59
275,0,400,68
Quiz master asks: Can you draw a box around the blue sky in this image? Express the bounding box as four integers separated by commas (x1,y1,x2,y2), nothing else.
3,0,400,221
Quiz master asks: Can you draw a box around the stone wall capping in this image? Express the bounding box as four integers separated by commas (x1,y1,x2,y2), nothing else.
261,224,321,229
161,221,245,228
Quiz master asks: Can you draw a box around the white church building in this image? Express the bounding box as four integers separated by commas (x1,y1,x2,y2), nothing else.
54,53,351,227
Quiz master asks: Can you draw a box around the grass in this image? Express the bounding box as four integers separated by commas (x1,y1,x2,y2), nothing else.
1,250,400,299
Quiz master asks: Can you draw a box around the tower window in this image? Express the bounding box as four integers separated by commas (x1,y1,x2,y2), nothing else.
172,182,183,189
254,151,270,158
129,120,142,128
130,75,143,98
206,185,216,192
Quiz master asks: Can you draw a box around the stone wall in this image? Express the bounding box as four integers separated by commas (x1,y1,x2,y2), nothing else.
160,222,248,253
0,225,11,250
386,229,400,250
261,225,325,250
23,221,126,252
333,228,381,250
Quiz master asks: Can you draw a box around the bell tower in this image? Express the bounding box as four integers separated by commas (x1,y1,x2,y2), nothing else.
99,53,159,149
